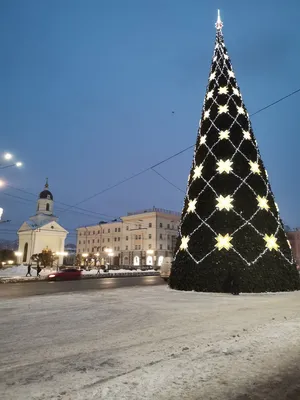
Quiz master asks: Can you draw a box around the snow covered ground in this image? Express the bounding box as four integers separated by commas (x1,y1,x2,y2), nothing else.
1,286,300,400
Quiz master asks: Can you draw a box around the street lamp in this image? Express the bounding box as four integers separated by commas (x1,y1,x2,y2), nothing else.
15,251,23,265
7,260,14,265
55,251,68,270
4,153,12,160
0,180,5,188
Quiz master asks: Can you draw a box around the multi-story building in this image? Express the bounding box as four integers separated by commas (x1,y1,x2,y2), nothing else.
76,207,181,267
287,230,300,266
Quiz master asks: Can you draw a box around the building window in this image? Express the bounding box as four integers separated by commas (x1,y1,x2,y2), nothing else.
108,229,110,233
92,239,95,244
126,236,128,240
103,238,105,242
126,245,128,250
118,228,120,232
79,240,81,245
167,234,170,240
78,249,81,253
138,245,141,250
135,235,138,240
93,231,95,235
97,239,100,243
167,245,170,250
167,224,170,229
87,248,90,252
79,233,81,236
88,240,90,244
118,237,120,241
114,237,117,242
46,203,50,211
160,244,162,250
103,229,105,233
126,226,129,230
108,238,110,242
115,228,117,232
148,234,152,239
159,234,163,239
139,235,141,239
102,247,105,251
148,244,152,249
117,246,120,251
149,223,152,228
159,223,163,228
98,230,100,234
135,245,138,250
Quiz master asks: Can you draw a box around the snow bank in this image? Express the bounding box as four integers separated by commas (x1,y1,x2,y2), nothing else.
0,265,56,278
82,268,143,275
1,286,300,400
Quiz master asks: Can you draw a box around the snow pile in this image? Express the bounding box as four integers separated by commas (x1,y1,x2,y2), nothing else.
81,268,143,275
1,286,300,400
0,265,56,278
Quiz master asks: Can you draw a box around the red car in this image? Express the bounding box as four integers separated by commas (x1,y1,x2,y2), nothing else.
48,268,82,281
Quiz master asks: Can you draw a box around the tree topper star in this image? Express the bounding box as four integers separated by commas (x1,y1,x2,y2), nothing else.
215,233,233,251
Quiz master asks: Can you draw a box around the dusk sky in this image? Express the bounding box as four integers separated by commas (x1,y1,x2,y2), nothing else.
1,0,300,243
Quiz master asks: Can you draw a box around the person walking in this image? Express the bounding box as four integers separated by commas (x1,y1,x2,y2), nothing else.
26,263,32,277
36,264,41,277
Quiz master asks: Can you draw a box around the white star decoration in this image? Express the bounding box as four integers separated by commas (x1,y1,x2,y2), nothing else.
243,130,251,140
218,86,228,95
204,110,210,119
209,72,216,81
237,106,245,114
233,87,240,96
264,234,279,251
207,90,214,99
218,104,229,114
193,164,204,179
213,56,217,62
187,199,197,213
224,54,229,60
219,130,230,140
249,161,261,175
216,195,234,211
257,195,270,211
200,135,207,145
216,159,233,174
228,70,235,78
215,234,233,251
180,236,190,251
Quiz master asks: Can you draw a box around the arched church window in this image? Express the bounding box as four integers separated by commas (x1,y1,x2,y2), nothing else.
23,243,28,263
46,203,50,211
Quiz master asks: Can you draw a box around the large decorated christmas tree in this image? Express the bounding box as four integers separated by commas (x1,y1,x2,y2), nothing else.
169,11,300,293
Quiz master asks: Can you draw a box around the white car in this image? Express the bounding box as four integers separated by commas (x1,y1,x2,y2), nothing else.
159,257,172,281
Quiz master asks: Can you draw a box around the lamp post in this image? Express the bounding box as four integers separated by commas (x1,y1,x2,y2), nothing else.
104,248,113,265
14,251,23,265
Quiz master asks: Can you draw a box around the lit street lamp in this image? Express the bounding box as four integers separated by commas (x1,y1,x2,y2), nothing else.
55,251,68,270
4,153,12,160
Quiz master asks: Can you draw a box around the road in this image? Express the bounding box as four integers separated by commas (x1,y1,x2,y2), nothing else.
0,275,165,299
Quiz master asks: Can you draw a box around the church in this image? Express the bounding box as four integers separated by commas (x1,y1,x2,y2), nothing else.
17,179,68,265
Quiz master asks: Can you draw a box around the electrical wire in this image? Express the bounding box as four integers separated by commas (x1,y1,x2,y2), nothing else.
60,87,300,212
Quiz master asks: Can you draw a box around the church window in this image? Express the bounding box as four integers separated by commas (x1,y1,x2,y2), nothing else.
23,243,28,262
98,230,100,234
46,203,50,211
118,228,120,232
114,238,117,242
115,228,117,232
51,226,54,229
118,237,120,241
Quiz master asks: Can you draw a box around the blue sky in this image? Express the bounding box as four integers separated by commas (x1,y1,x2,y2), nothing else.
0,0,299,242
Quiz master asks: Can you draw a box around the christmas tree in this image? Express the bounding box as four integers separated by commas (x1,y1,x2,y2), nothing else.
169,11,300,293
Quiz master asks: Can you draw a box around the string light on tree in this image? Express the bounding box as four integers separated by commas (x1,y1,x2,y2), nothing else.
169,10,299,294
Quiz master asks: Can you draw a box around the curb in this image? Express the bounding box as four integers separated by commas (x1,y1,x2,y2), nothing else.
0,271,160,284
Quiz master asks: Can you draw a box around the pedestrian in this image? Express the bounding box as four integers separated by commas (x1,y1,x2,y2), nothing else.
231,269,240,295
26,263,32,277
37,264,41,277
96,265,101,275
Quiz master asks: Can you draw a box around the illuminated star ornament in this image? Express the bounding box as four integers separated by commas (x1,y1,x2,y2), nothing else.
264,234,279,251
249,161,261,174
180,236,190,251
257,195,270,211
215,234,233,251
209,72,216,81
218,86,228,95
207,90,214,99
204,110,210,119
243,130,251,140
216,159,233,174
218,104,229,114
216,195,234,211
193,164,204,179
237,106,245,114
187,199,197,213
232,87,240,96
228,70,235,78
219,130,230,140
215,9,223,30
200,135,207,145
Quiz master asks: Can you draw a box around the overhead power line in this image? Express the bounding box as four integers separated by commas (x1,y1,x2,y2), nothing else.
59,87,300,212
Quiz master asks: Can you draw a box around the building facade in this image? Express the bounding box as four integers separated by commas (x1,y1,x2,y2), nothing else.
17,179,68,265
76,207,181,267
287,230,300,266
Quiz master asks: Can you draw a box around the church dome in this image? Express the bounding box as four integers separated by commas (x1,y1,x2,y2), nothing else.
39,178,53,200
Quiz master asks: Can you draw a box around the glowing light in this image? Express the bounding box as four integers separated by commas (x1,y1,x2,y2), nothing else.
187,199,197,213
243,130,251,140
257,195,270,211
180,236,190,251
218,104,229,114
213,56,217,62
4,153,12,160
275,203,279,212
82,253,88,258
0,208,3,219
216,159,233,174
193,164,204,179
218,86,228,95
224,54,229,60
204,110,210,119
215,9,223,30
233,87,240,96
237,106,245,114
265,169,269,179
16,162,23,167
264,234,279,251
0,180,5,188
200,135,207,145
219,130,230,140
207,90,214,99
215,233,233,251
209,72,216,81
228,70,235,78
249,161,261,175
216,195,234,211
287,240,291,249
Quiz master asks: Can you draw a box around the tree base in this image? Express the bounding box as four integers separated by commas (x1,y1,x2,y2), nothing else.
169,259,300,293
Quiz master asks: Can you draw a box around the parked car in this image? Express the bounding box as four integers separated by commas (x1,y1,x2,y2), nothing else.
159,257,172,281
48,268,82,281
